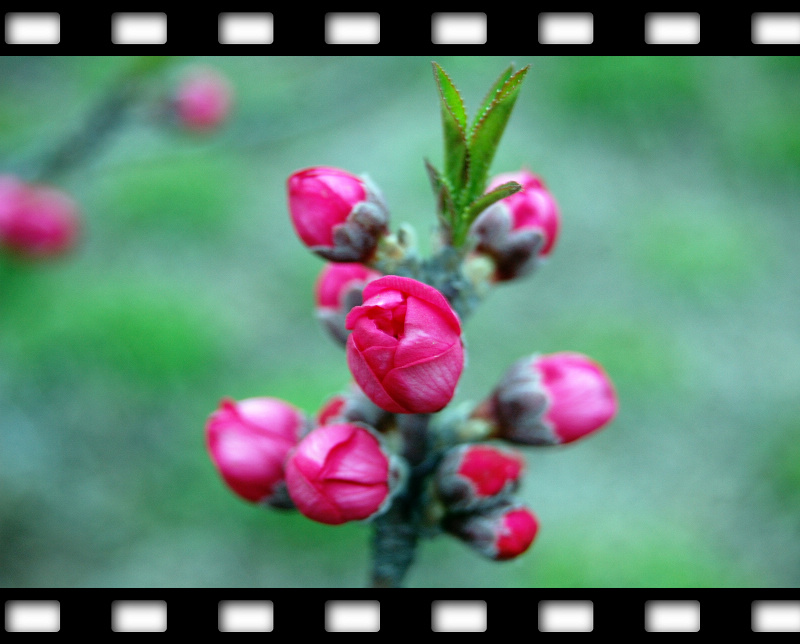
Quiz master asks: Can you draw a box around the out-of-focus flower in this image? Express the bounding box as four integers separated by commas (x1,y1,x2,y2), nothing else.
345,275,464,414
284,423,402,525
174,68,233,131
0,176,80,258
287,166,389,262
206,397,306,507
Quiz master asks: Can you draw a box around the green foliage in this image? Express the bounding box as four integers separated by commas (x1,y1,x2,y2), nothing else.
429,62,529,247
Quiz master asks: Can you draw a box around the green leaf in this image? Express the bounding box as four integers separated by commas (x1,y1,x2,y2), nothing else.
425,158,457,239
465,65,530,206
432,62,469,197
469,65,514,137
462,181,522,227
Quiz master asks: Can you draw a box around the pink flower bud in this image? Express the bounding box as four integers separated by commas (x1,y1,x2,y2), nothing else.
317,384,390,429
0,177,80,258
345,275,464,414
174,69,232,131
315,262,382,345
444,501,539,561
284,423,400,525
436,444,525,511
206,397,306,507
479,352,617,445
470,169,560,281
287,167,389,262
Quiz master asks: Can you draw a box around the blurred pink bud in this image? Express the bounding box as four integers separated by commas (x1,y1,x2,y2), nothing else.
444,501,539,561
345,275,464,414
317,394,348,426
479,352,617,445
436,444,525,511
206,397,306,507
0,177,80,258
174,69,232,131
287,167,389,262
315,262,382,345
470,169,560,281
284,423,401,525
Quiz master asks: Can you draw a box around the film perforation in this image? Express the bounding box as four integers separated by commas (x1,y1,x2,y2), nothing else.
3,8,800,50
4,593,800,633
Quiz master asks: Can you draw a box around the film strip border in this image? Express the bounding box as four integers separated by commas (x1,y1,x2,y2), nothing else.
3,591,800,633
2,8,800,52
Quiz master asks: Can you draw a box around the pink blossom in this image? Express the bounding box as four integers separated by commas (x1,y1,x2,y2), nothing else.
345,275,464,414
445,501,539,561
480,352,617,445
436,444,524,511
0,177,79,258
486,169,560,256
316,262,382,312
287,167,389,262
206,397,305,506
535,352,617,444
175,69,232,131
284,423,393,525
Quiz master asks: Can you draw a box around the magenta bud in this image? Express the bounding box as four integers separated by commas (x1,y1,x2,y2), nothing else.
174,68,232,131
315,262,382,345
205,397,306,507
0,176,80,258
317,384,391,430
284,423,402,525
287,166,389,262
436,444,525,511
444,501,539,561
470,169,560,281
480,352,617,445
345,275,464,414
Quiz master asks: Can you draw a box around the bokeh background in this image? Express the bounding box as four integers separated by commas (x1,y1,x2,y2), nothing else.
1,55,799,588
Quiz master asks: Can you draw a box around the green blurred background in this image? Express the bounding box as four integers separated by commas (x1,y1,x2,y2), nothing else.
1,56,799,588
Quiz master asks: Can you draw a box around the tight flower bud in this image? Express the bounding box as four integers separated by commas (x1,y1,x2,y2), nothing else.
284,423,402,525
345,275,464,414
316,262,382,345
436,444,525,511
317,384,390,429
0,177,80,258
206,397,306,508
470,169,560,281
478,352,617,445
444,501,539,561
174,68,232,131
287,167,389,262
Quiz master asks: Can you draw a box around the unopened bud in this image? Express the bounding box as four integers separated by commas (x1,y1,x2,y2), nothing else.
435,444,525,511
205,397,306,508
345,275,464,414
174,68,232,131
470,169,560,281
444,501,539,561
284,423,404,525
0,176,80,258
479,352,617,445
287,167,389,263
315,262,382,345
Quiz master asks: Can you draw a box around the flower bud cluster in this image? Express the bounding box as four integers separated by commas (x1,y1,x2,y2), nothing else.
207,146,614,580
435,444,537,560
0,175,80,258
